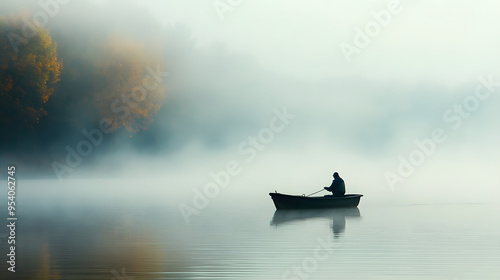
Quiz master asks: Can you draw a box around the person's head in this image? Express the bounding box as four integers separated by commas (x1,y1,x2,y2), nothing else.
333,172,339,178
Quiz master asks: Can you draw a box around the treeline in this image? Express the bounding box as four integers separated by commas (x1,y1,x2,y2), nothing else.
0,3,193,174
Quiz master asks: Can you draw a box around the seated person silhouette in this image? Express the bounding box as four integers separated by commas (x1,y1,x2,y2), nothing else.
324,172,345,197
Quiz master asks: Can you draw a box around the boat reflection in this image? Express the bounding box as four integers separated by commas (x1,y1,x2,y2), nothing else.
270,207,361,238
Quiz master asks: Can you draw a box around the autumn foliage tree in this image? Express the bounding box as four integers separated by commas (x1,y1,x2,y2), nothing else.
0,4,170,173
92,36,166,133
0,14,63,129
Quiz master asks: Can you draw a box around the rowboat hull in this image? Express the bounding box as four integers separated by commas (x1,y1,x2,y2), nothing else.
269,193,362,210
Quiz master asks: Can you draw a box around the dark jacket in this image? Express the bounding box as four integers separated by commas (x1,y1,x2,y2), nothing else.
325,177,345,196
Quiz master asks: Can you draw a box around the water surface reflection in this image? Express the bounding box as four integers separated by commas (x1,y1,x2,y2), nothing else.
1,181,499,279
270,207,362,238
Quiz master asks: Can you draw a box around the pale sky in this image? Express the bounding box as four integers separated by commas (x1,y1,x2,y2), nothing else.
142,0,500,84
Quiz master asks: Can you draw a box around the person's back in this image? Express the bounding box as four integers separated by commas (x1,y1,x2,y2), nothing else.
333,175,345,195
325,172,345,196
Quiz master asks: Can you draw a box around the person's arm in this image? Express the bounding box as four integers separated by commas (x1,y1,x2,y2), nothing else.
324,180,335,191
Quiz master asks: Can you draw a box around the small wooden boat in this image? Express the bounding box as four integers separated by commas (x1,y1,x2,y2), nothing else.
269,192,363,210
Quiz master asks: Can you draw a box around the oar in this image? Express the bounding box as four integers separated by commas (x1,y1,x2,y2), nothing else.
306,188,326,197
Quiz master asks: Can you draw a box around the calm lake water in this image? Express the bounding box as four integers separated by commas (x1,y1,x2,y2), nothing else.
1,179,499,280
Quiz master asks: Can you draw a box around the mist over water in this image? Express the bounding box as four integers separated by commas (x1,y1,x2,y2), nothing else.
0,1,499,197
1,0,500,279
